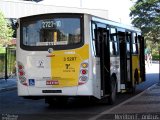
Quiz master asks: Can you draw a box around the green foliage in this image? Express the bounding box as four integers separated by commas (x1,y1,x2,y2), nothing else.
130,0,160,28
130,0,160,44
0,11,14,46
0,47,16,77
146,40,159,56
0,47,5,53
152,54,160,60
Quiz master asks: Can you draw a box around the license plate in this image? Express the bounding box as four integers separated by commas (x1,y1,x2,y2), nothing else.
46,80,59,85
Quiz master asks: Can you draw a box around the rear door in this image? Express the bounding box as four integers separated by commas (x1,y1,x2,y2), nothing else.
138,35,145,82
97,28,110,97
118,32,128,86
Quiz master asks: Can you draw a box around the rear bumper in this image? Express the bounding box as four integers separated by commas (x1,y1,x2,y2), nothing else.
18,80,93,96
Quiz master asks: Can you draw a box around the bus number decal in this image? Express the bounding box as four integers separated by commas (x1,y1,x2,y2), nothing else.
64,57,77,61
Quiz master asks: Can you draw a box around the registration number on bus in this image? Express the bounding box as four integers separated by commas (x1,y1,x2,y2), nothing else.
46,80,59,85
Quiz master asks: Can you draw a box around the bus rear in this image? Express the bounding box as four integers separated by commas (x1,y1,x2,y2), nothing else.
17,13,91,98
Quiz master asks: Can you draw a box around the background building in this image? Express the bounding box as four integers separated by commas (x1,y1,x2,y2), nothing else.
0,0,108,38
0,0,108,19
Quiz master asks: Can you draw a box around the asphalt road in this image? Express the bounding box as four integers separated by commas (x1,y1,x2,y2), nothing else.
0,61,159,120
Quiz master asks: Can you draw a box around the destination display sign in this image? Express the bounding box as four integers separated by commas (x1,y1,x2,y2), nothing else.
42,20,61,28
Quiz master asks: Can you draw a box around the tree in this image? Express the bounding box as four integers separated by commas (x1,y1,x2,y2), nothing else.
130,0,160,55
130,0,160,44
0,11,14,46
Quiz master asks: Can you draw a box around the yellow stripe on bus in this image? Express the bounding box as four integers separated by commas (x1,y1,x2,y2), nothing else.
50,44,89,88
132,55,141,84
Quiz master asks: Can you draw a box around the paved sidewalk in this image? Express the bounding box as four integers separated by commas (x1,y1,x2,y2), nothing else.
0,78,17,92
90,83,160,120
90,61,160,120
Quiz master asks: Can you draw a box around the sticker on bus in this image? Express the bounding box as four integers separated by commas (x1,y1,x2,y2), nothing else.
29,79,35,86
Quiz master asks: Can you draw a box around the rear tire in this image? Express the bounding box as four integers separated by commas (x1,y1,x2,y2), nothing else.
108,77,117,105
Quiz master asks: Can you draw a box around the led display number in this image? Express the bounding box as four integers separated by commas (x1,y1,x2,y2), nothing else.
42,20,61,28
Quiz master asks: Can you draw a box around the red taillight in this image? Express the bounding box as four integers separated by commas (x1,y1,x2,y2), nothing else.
19,71,25,76
81,69,87,75
18,65,23,70
17,62,27,86
22,83,28,86
78,81,85,85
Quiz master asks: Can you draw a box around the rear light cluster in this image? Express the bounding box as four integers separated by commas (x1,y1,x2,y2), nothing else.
17,62,27,86
78,61,89,85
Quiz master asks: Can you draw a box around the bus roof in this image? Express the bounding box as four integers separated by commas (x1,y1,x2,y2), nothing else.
19,12,141,33
91,15,141,33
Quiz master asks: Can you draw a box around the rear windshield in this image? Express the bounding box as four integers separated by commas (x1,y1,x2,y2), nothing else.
20,14,83,50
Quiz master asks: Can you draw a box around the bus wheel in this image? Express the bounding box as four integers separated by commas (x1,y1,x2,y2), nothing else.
108,77,117,105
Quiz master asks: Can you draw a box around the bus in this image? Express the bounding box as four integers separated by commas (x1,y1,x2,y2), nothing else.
16,13,145,105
